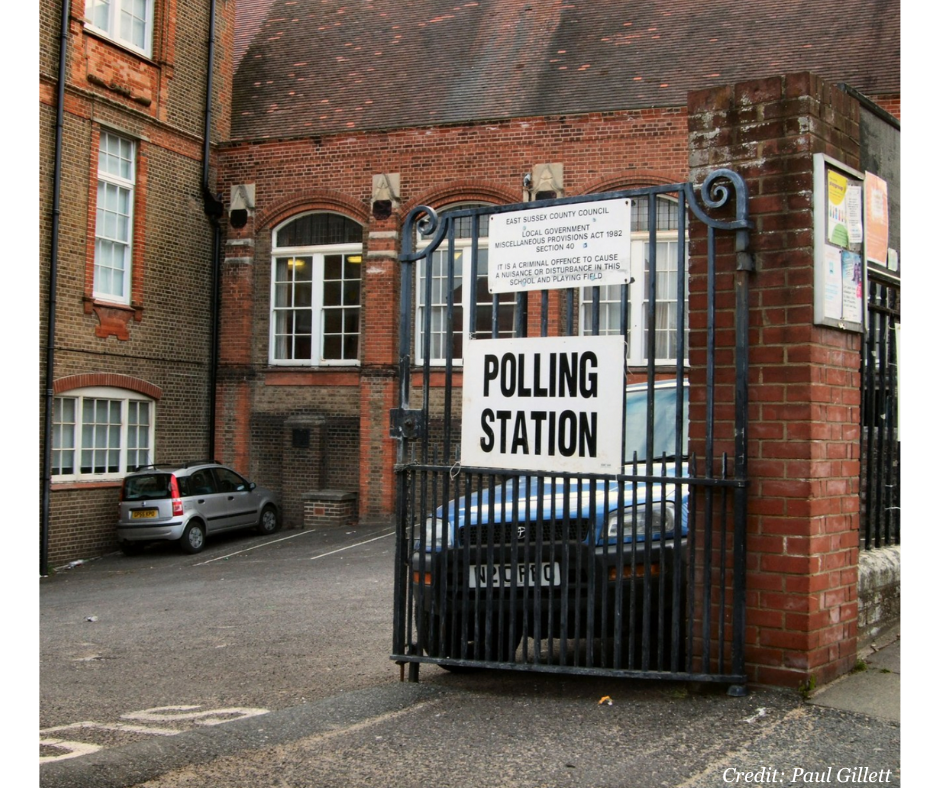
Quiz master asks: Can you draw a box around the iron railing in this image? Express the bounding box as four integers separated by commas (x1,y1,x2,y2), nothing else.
860,269,900,549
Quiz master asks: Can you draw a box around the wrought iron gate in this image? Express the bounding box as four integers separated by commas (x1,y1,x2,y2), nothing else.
391,171,752,691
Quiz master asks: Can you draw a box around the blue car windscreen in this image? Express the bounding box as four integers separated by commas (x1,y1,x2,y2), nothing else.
623,385,689,462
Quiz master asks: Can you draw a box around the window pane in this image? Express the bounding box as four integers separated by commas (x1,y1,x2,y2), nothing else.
323,281,341,306
632,196,680,232
294,309,312,334
89,0,111,30
294,282,312,308
324,310,342,333
274,282,290,308
322,335,341,360
293,257,313,282
276,214,362,247
324,254,343,280
294,335,312,359
641,240,687,362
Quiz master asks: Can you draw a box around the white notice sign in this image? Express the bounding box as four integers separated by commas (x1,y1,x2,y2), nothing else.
460,335,625,474
488,199,631,294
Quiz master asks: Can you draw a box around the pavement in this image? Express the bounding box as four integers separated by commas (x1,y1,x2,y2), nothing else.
806,626,900,724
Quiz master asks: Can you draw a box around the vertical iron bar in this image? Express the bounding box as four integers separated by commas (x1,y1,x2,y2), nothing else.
872,292,888,547
861,285,877,549
884,297,898,545
731,224,752,683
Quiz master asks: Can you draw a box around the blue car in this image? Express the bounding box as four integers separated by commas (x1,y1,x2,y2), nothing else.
411,380,690,666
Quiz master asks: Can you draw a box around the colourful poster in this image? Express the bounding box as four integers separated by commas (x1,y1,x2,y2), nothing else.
865,173,889,266
841,251,863,324
827,169,850,248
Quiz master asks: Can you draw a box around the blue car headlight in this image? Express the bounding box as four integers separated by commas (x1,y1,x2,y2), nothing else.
605,501,675,542
417,515,452,550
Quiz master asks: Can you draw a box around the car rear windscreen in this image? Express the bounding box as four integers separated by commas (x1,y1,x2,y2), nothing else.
123,474,172,501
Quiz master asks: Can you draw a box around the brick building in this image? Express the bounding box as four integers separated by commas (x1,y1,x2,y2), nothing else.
39,0,237,569
38,0,900,688
211,0,899,688
216,0,899,531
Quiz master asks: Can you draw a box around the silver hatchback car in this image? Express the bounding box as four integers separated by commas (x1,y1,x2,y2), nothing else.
117,461,280,555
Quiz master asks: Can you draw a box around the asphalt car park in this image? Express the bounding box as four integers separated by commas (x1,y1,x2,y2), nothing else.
39,524,901,788
41,525,400,737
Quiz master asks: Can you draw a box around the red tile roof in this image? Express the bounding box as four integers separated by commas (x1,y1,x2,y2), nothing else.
232,0,900,141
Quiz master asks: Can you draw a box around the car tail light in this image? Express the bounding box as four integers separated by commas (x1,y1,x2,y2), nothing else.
170,475,184,516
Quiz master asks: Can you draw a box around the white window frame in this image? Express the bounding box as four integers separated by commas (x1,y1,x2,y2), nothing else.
52,387,155,482
85,0,155,58
94,131,136,304
269,238,363,368
580,199,688,366
414,206,516,366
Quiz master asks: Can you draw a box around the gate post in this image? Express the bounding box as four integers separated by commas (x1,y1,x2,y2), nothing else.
688,73,863,687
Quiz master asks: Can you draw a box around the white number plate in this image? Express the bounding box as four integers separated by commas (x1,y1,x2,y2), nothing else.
468,562,561,588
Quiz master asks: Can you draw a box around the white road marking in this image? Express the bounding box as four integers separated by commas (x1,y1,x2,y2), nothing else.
196,527,396,565
40,706,270,765
41,720,180,737
195,528,319,564
40,738,102,764
308,529,395,561
122,705,268,726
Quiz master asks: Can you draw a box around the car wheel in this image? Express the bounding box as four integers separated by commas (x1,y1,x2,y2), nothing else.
119,541,145,556
257,505,281,535
179,522,206,554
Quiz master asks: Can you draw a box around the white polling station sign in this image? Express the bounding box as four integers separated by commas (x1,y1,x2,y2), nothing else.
487,198,631,294
460,335,624,474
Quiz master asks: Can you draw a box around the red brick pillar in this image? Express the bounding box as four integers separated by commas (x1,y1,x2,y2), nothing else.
358,210,402,522
216,223,255,475
687,73,862,687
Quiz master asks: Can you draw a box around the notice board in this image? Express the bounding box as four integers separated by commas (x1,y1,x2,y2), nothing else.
813,154,866,332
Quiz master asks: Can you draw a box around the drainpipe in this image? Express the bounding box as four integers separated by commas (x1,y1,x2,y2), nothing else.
41,0,71,576
202,0,224,456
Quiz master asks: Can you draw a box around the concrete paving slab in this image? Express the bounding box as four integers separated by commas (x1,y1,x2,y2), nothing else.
808,631,900,723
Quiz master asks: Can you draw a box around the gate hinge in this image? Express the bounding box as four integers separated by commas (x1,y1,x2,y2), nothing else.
390,408,424,441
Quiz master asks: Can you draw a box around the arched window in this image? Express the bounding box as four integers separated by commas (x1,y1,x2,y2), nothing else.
52,387,155,480
270,212,363,365
580,195,688,364
415,204,516,364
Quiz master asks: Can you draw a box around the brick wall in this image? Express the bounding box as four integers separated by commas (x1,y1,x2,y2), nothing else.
688,73,864,687
216,85,896,533
217,107,692,523
39,0,237,565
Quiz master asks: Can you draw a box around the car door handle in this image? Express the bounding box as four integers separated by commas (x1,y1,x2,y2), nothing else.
197,499,206,504
228,496,235,500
